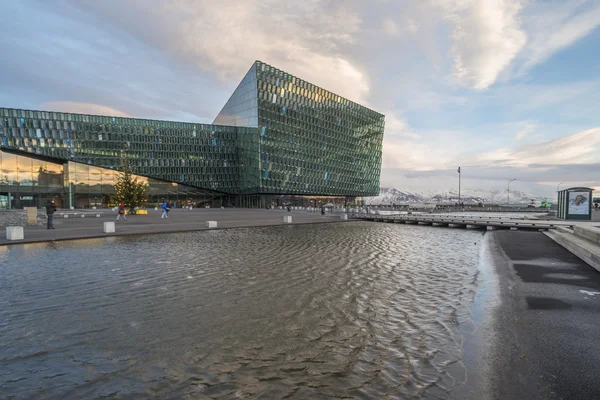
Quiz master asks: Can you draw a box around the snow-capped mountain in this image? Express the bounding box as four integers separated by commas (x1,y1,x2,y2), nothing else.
366,188,546,205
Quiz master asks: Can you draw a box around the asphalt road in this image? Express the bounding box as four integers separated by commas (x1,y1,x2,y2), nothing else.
489,230,600,399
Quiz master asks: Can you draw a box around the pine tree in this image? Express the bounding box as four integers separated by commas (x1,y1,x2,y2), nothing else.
114,155,148,214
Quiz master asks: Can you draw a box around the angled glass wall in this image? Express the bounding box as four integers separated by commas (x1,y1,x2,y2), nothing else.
254,61,384,197
213,63,259,128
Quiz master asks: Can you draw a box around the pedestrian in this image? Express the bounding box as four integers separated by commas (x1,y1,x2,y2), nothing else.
161,201,169,219
46,200,56,229
116,203,126,221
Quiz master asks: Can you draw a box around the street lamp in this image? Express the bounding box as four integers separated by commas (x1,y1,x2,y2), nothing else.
557,181,565,192
507,179,516,206
457,166,461,205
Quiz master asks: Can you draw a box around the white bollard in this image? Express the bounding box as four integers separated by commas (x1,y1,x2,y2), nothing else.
6,226,24,241
340,214,348,220
96,214,100,218
81,214,85,218
92,206,96,210
63,214,68,219
70,206,74,210
103,222,115,233
206,221,217,228
154,207,158,211
283,216,292,223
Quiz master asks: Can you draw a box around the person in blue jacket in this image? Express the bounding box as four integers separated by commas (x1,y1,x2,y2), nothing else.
161,201,170,219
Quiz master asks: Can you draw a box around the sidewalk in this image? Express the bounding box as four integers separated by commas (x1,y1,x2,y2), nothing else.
489,230,600,399
0,208,345,245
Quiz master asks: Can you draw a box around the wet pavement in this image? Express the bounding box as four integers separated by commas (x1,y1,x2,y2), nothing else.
489,231,600,399
0,208,342,246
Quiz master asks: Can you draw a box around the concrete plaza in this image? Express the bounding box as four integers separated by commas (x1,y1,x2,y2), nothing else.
0,208,345,245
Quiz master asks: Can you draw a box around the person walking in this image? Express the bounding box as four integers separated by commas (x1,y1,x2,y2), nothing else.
46,200,56,229
161,201,169,219
116,203,127,221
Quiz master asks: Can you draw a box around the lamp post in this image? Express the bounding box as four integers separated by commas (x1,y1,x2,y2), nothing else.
507,179,516,206
457,166,461,205
557,181,565,192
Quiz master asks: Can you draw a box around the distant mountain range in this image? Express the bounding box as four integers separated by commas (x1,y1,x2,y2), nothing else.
366,188,547,205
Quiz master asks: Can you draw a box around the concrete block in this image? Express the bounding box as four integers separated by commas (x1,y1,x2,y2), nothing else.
25,207,37,224
81,214,85,218
283,216,292,223
63,214,68,219
205,205,210,208
340,214,348,220
487,226,497,231
154,207,158,210
510,227,518,231
103,221,115,233
206,221,217,228
92,206,96,210
70,206,74,210
96,214,100,218
6,226,24,241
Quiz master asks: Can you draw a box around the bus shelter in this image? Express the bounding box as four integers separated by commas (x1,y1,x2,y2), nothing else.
557,187,593,220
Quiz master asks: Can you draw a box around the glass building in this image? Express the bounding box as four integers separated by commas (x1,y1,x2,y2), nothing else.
0,61,384,209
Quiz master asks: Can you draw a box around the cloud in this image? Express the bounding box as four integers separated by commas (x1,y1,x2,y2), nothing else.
459,126,600,167
510,127,600,165
67,0,370,104
382,18,399,37
1,0,599,198
42,102,129,117
515,122,537,140
445,0,527,90
519,0,600,72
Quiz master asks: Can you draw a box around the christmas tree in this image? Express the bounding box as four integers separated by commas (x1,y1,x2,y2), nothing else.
114,154,148,214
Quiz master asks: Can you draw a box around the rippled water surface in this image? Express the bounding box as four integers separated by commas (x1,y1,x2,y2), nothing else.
0,222,485,399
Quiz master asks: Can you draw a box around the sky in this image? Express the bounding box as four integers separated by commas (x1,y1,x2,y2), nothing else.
0,0,599,197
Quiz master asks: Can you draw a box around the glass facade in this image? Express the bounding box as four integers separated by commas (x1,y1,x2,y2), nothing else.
253,61,384,197
0,60,384,208
0,150,226,209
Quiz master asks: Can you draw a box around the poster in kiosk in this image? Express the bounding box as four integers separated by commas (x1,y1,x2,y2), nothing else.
557,187,594,220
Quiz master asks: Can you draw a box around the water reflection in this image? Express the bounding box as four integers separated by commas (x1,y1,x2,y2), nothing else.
0,222,484,399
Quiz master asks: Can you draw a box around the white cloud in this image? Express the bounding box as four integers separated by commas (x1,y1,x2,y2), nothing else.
163,1,369,103
519,0,600,72
382,18,399,37
510,127,600,165
66,0,370,104
444,0,527,89
515,122,537,140
459,126,600,167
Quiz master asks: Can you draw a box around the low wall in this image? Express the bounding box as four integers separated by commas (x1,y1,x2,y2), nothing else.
0,211,28,228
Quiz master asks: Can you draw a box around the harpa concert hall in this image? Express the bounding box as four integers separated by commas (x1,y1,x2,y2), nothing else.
0,61,385,209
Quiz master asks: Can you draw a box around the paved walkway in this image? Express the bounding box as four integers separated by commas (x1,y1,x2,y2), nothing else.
0,209,345,245
489,231,600,399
